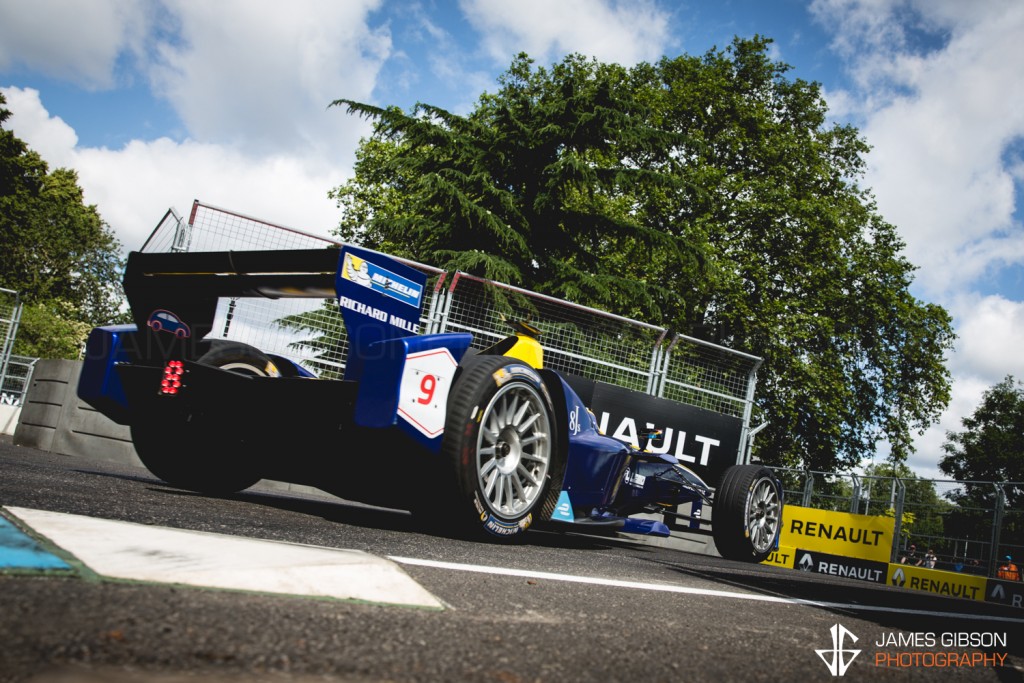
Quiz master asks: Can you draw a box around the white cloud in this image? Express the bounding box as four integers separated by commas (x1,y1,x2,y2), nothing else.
948,294,1024,382
1,1,396,253
149,0,390,161
0,0,148,89
812,0,1024,479
812,0,1024,299
907,294,1024,479
75,138,344,251
459,0,672,67
1,87,78,166
3,88,346,255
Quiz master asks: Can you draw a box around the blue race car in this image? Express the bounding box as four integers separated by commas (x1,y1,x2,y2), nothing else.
78,245,782,562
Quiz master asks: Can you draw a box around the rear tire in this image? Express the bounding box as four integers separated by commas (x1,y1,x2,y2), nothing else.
712,465,783,562
132,420,262,495
132,342,271,495
198,341,281,377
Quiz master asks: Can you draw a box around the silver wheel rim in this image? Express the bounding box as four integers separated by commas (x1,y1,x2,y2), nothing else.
476,381,551,519
748,477,781,553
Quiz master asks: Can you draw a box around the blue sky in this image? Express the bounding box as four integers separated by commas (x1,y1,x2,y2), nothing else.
2,0,1023,478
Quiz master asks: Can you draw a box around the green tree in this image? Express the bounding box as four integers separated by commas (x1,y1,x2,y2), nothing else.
329,38,954,473
1,92,125,358
13,300,93,359
940,376,1024,549
332,54,693,311
940,376,1024,495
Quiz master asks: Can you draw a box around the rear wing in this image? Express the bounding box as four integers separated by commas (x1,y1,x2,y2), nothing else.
122,246,428,381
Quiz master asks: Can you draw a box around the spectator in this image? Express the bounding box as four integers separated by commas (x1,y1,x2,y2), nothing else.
924,548,937,569
900,544,922,566
997,556,1020,582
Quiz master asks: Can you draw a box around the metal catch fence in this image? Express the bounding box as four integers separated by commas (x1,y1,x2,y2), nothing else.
0,355,37,406
771,467,1024,580
139,200,762,457
437,272,668,393
0,288,25,405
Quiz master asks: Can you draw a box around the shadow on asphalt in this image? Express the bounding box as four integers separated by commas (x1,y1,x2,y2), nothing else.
96,467,656,553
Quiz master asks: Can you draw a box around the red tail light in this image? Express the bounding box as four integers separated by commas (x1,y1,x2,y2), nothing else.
160,360,185,396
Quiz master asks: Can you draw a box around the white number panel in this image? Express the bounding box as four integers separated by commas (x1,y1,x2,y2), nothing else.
397,347,458,438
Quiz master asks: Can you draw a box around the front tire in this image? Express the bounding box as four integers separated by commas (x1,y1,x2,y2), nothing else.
436,355,564,539
712,465,783,562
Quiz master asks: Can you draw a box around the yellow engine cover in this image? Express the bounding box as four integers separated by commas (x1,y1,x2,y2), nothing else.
504,333,544,369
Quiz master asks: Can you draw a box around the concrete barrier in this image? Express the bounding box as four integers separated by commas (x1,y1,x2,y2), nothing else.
13,359,140,467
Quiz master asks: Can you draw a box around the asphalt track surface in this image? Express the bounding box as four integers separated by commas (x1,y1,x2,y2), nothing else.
1,435,1022,683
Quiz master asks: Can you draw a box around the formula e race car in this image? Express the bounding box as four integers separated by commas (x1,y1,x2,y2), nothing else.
78,245,783,562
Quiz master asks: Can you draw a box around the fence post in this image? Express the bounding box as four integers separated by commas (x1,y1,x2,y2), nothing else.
645,332,666,396
849,473,861,514
987,483,1006,579
423,277,447,335
435,273,460,336
171,203,195,252
890,478,906,563
0,288,23,396
801,471,814,508
654,335,679,399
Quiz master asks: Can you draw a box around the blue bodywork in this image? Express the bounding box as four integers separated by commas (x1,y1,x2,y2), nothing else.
78,244,715,539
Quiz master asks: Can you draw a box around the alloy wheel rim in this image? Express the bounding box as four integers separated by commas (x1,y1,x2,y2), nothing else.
476,382,551,518
747,477,781,553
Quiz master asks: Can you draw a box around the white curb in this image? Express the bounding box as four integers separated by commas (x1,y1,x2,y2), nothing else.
6,506,442,609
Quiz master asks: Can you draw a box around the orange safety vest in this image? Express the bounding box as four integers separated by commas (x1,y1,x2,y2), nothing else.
997,562,1020,581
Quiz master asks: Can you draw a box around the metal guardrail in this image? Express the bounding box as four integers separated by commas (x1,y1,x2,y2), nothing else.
0,355,37,407
0,288,28,406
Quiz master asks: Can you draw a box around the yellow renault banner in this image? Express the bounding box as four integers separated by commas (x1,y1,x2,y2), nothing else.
761,545,797,569
779,506,894,562
887,564,986,602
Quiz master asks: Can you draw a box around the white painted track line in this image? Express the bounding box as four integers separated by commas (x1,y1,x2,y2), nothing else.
7,507,442,609
389,556,1024,624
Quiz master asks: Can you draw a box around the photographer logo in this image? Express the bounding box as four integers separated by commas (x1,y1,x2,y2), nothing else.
816,623,861,676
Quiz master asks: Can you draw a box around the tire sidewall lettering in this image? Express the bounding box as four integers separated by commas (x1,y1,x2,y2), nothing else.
473,489,533,536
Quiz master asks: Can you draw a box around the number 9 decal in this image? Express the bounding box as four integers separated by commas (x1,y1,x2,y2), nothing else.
398,347,458,439
418,374,437,405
